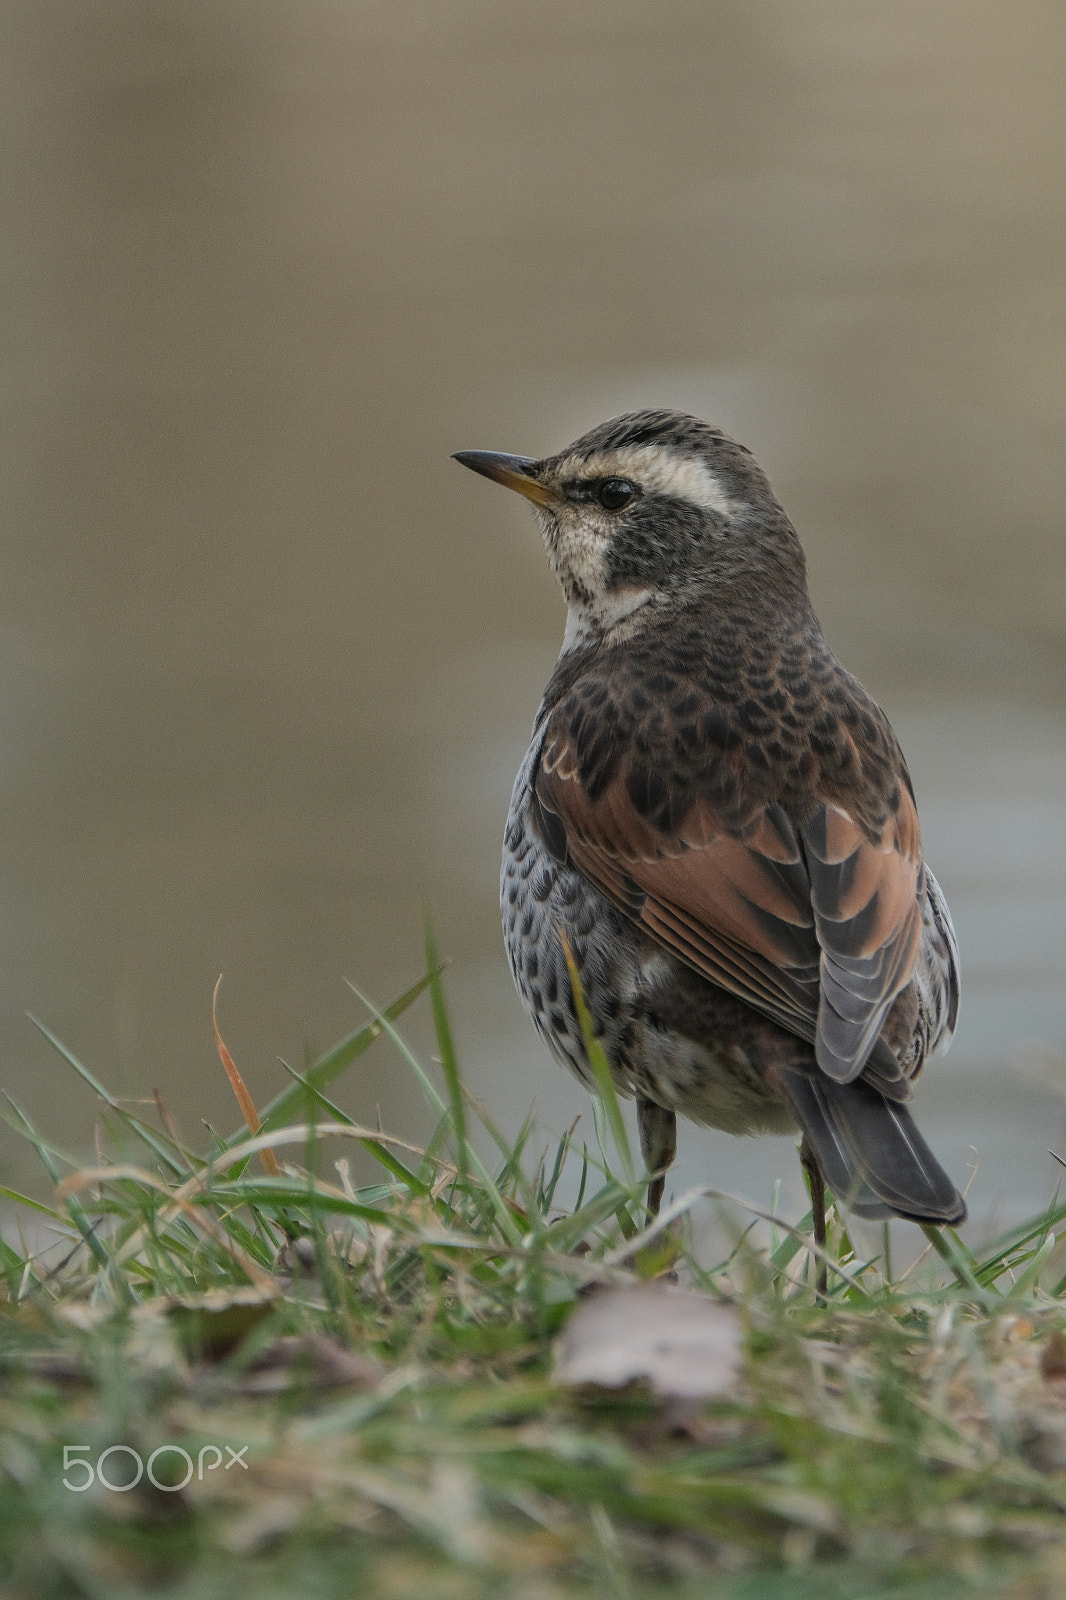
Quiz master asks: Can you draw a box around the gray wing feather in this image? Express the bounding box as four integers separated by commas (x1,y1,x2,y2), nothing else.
908,865,961,1066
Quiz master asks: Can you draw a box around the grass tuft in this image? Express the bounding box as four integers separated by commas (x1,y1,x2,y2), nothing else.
2,956,1066,1598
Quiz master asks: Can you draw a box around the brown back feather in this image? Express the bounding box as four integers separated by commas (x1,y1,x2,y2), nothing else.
535,634,925,1087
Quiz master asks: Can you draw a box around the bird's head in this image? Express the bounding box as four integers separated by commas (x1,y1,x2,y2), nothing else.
454,409,807,651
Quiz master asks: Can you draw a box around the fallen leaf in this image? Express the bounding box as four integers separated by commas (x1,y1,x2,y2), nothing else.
553,1282,741,1398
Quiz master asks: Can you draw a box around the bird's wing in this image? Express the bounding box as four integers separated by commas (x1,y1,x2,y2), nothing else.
536,710,923,1085
799,798,923,1081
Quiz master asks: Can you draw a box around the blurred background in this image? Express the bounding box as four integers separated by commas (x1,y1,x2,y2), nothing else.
2,0,1065,1236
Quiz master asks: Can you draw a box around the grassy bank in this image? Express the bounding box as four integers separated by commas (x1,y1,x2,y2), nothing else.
3,946,1066,1599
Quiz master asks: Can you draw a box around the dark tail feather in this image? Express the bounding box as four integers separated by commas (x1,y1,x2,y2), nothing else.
778,1071,893,1218
779,1069,966,1226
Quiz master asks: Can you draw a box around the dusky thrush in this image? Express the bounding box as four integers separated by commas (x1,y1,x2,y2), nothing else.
454,409,965,1231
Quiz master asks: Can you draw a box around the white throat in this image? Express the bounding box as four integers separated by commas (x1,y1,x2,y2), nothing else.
560,586,653,654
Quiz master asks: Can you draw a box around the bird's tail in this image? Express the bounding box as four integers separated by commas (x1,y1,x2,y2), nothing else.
778,1068,966,1225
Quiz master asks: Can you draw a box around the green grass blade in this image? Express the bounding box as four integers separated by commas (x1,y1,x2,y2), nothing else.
0,1184,68,1223
921,1223,994,1305
457,1087,539,1218
973,1196,1066,1287
999,1229,1058,1305
206,1180,397,1227
276,1059,431,1196
769,1209,812,1273
541,1121,579,1212
0,1234,27,1280
344,982,523,1247
26,1015,193,1175
423,915,467,1183
2,1094,110,1271
233,969,436,1146
559,937,634,1185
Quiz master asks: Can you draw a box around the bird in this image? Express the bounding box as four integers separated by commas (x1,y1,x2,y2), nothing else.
453,409,965,1249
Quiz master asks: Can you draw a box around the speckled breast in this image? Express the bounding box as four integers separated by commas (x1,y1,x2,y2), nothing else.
500,727,640,1092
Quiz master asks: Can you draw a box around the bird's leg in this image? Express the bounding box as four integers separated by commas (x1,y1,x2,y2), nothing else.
799,1134,828,1301
637,1097,677,1220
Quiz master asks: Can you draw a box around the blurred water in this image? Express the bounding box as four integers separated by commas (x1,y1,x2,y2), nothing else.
1,1,1065,1238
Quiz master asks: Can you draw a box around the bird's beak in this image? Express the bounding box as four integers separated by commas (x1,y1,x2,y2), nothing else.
452,450,557,507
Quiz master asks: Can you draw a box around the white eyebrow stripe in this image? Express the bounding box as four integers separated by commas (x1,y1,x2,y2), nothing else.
553,444,736,519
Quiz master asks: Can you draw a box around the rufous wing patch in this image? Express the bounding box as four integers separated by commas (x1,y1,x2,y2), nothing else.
536,725,822,1037
801,792,923,1082
535,712,925,1089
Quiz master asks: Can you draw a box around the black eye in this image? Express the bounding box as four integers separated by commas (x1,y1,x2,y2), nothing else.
597,477,636,512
